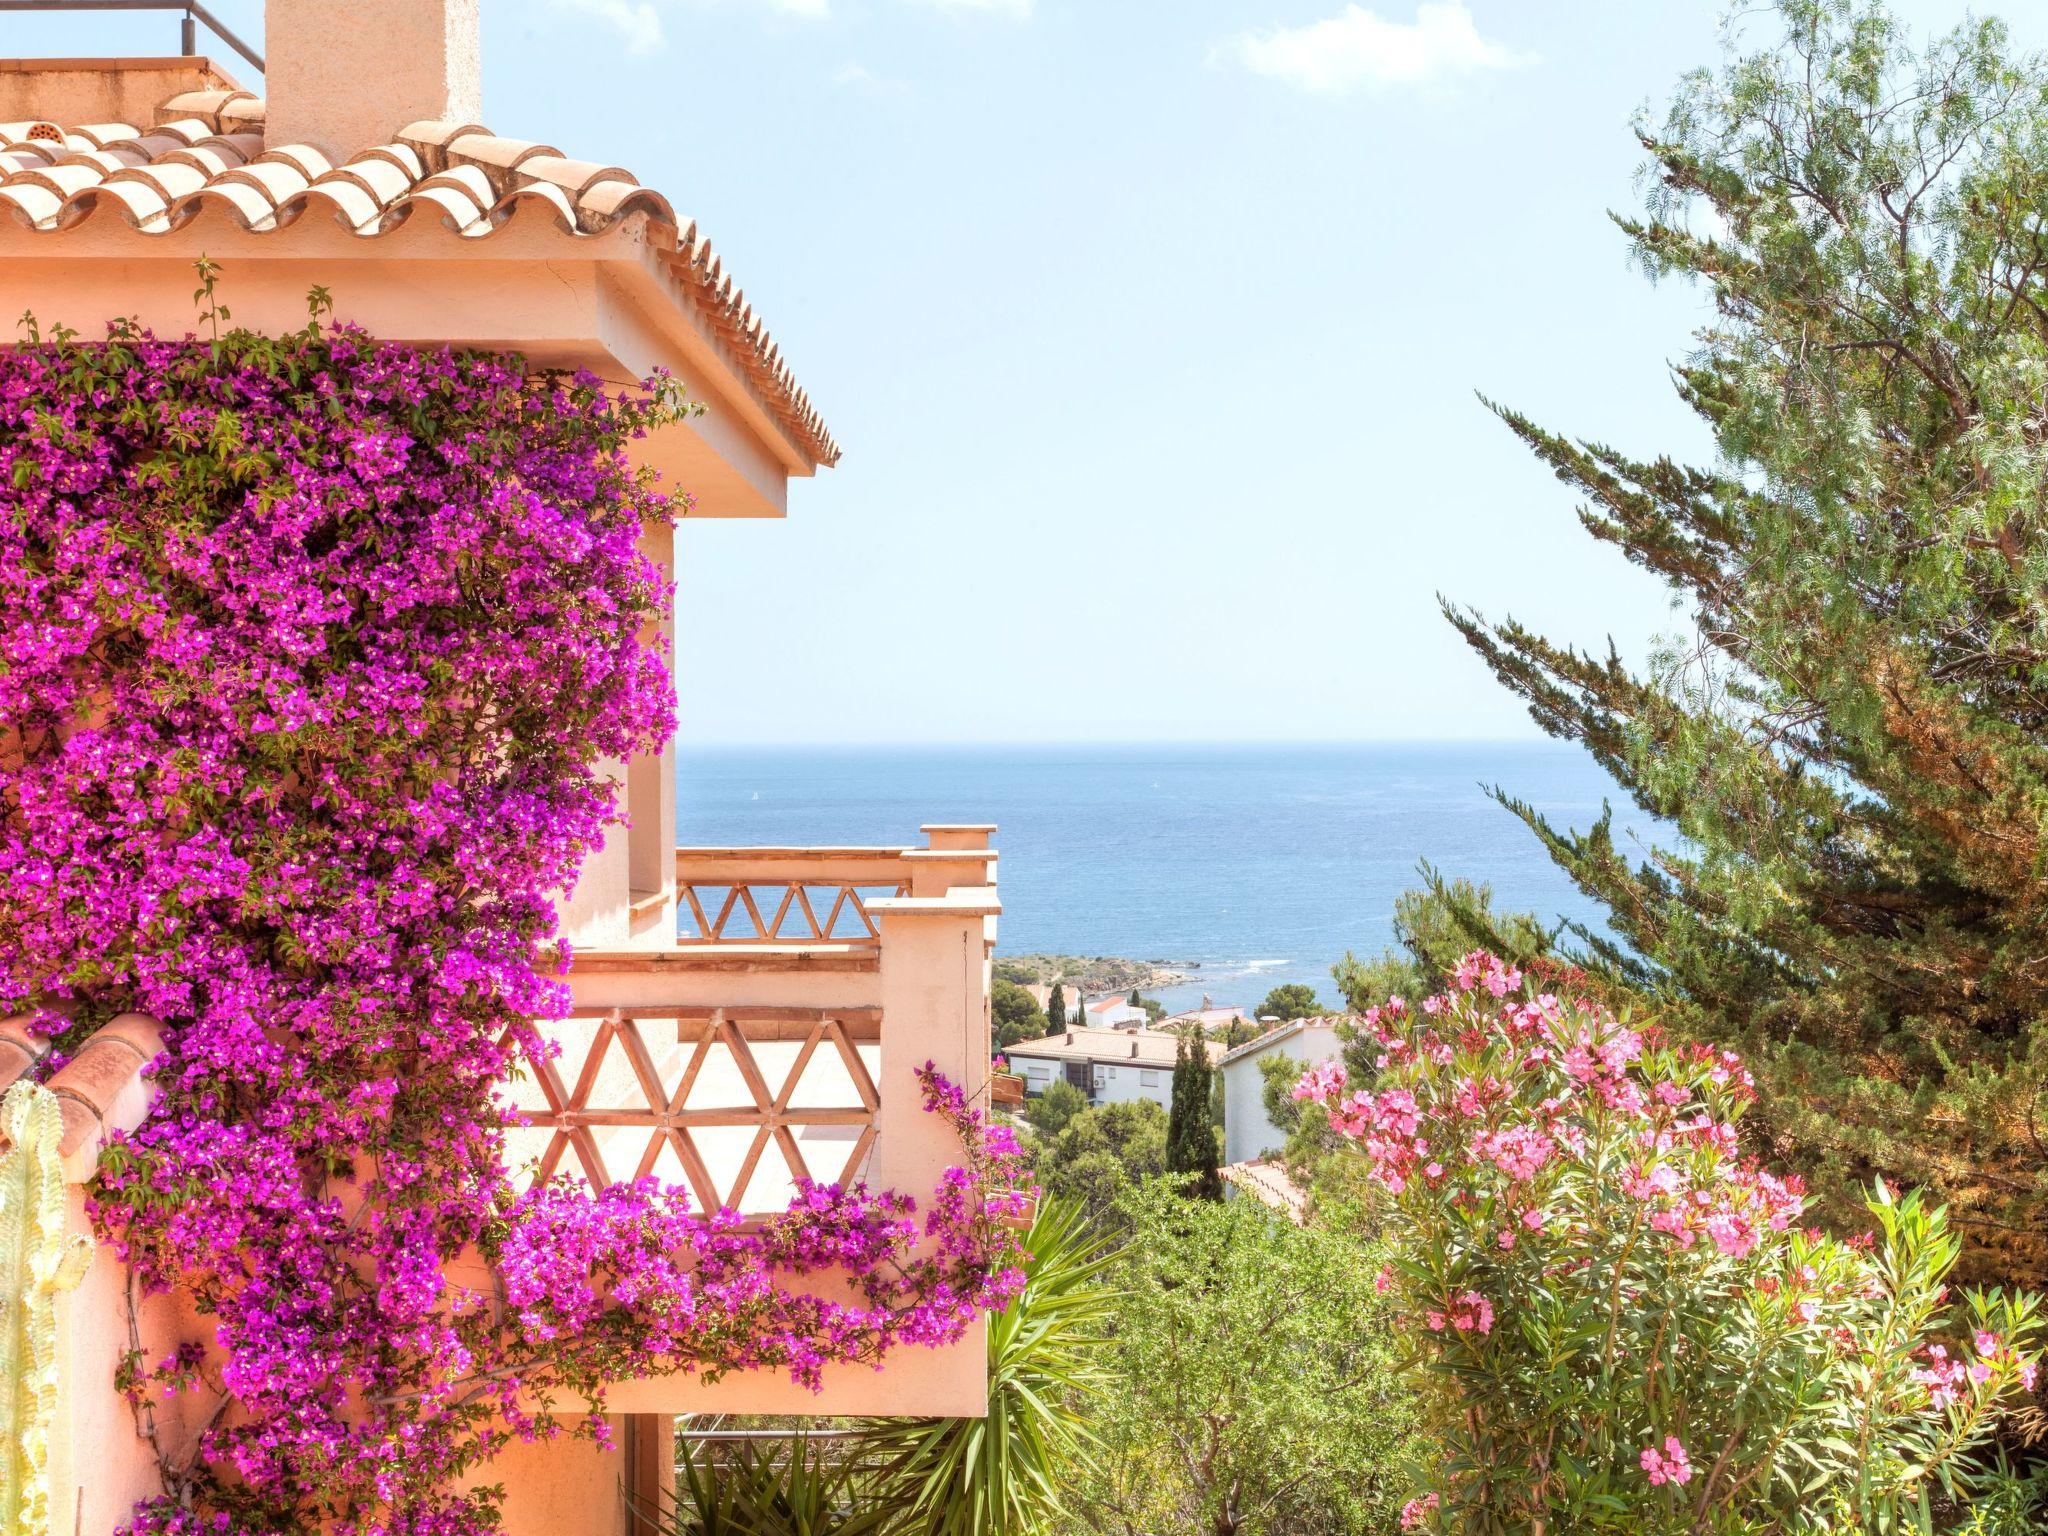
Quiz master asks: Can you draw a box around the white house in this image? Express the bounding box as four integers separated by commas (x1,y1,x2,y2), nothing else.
1004,1026,1220,1112
1219,1017,1346,1165
1079,995,1148,1031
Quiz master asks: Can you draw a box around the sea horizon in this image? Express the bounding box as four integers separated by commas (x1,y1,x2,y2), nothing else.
677,740,1641,1015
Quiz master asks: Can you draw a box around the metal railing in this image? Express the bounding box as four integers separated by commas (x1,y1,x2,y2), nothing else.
0,1,264,73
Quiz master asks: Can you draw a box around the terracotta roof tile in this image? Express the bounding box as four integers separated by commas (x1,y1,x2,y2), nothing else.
1,90,838,467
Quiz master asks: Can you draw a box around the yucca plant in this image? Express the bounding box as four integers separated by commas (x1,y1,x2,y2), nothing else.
632,1435,895,1536
854,1195,1119,1536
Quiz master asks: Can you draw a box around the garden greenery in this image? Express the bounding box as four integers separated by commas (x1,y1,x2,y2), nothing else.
1296,953,2045,1534
0,295,1026,1536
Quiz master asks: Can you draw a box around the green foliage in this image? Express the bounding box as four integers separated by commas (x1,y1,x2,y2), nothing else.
1257,1053,1310,1146
0,1083,93,1536
858,1198,1119,1536
992,980,1049,1052
1046,983,1066,1032
1448,0,2048,1284
1164,1033,1221,1199
1332,874,1552,1016
1021,1080,1088,1139
1256,983,1322,1022
1069,1182,1415,1535
1025,1100,1168,1230
1317,959,2047,1535
640,1438,895,1536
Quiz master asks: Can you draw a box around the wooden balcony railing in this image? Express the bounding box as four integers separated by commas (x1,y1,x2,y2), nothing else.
671,837,997,946
673,849,909,945
506,1004,883,1214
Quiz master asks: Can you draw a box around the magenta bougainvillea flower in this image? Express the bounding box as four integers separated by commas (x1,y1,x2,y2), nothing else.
0,313,1024,1536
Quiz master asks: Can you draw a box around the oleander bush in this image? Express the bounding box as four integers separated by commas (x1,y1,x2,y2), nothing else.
1295,953,2045,1534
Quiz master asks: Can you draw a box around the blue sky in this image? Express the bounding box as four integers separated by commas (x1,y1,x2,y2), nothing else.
16,1,2026,744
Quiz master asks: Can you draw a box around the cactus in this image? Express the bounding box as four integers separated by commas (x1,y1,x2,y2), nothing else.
0,1081,93,1536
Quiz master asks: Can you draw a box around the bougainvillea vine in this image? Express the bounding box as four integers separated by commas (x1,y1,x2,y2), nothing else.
0,297,1025,1535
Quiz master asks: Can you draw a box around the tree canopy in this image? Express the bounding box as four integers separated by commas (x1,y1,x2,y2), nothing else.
1454,0,2048,1283
1026,1099,1169,1230
1256,983,1323,1021
993,978,1050,1051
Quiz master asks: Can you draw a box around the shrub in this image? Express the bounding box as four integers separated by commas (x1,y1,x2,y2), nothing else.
1026,1099,1167,1230
1070,1180,1415,1534
1295,953,2045,1533
1022,1079,1089,1138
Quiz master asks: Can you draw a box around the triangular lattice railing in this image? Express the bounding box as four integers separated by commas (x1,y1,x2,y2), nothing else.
504,1006,882,1215
677,881,908,944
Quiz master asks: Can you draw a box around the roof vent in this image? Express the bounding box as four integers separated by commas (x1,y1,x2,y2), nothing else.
25,122,60,142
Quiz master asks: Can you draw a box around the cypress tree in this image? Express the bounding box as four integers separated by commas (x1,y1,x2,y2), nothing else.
1452,1,2048,1283
1047,981,1066,1032
1167,1031,1223,1200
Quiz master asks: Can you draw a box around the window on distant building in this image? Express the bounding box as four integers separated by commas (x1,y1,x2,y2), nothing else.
1140,1069,1159,1088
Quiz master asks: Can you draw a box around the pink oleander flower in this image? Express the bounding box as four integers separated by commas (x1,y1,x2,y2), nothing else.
1291,952,2042,1531
1399,1491,1440,1529
1640,1436,1693,1487
1448,1290,1493,1335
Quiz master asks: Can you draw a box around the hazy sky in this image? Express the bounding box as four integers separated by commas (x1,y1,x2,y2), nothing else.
15,1,2028,743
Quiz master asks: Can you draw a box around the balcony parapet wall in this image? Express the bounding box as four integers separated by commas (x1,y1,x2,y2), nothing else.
545,831,999,1417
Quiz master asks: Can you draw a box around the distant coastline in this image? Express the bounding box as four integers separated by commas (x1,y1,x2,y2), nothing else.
993,953,1196,995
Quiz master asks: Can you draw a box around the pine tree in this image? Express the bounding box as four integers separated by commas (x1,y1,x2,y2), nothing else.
1453,1,2048,1283
1166,1031,1223,1200
1047,982,1066,1032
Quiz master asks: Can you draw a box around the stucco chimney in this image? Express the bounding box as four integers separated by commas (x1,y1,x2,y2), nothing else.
264,0,481,161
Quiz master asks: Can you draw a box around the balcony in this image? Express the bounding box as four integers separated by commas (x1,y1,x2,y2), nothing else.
505,825,1001,1416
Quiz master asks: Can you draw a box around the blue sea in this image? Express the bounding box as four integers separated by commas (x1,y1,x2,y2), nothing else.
676,742,1641,1014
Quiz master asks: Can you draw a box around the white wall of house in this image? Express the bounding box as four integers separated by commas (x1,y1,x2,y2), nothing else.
1003,1046,1176,1113
1221,1022,1343,1165
1081,999,1147,1030
1088,1058,1172,1109
1014,1055,1056,1096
